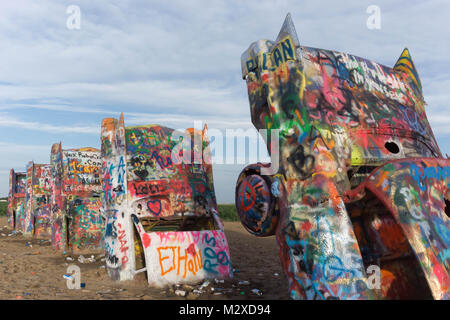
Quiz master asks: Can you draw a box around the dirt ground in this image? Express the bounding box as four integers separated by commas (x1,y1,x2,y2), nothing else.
0,217,289,300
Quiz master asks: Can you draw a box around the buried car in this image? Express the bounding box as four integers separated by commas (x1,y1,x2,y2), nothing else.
236,14,449,300
7,169,26,231
22,162,53,237
50,143,104,253
100,114,233,286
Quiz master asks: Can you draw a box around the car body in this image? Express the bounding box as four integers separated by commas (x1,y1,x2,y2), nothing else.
22,162,53,237
50,143,104,253
101,114,233,286
236,14,449,300
27,162,53,238
7,169,26,231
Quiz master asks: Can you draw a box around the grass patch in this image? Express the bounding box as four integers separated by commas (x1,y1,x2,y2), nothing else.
218,204,239,222
0,197,7,216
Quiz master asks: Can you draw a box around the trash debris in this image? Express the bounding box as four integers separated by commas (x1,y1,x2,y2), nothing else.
240,291,245,295
274,272,279,276
251,289,263,296
77,255,95,263
80,283,86,288
66,257,74,262
199,280,210,289
1,233,6,237
214,278,224,284
63,274,73,281
175,289,186,297
238,280,250,285
233,268,239,273
24,293,31,296
213,292,222,295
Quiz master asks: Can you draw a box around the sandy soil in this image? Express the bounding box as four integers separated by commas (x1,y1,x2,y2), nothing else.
0,217,289,300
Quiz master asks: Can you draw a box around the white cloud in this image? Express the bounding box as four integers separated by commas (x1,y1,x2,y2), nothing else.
0,112,99,134
0,80,249,118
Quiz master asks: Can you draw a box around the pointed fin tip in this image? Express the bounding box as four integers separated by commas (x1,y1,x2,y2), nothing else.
394,47,422,95
394,47,412,64
286,12,293,22
275,12,301,57
276,13,295,40
284,12,292,22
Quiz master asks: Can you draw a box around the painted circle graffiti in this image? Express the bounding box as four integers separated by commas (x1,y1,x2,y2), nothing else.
236,174,278,237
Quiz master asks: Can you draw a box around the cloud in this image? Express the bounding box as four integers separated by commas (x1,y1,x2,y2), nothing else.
0,0,449,202
0,112,99,134
0,80,249,118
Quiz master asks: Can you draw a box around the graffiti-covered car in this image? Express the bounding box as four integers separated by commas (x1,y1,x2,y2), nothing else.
33,164,53,238
236,13,449,300
50,143,104,253
21,162,53,237
7,169,26,231
101,114,233,286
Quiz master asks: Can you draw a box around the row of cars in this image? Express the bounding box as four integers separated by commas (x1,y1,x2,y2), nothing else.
8,115,234,288
8,145,103,252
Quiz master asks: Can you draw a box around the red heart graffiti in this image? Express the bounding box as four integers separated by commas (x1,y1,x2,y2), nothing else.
142,233,151,248
147,199,162,216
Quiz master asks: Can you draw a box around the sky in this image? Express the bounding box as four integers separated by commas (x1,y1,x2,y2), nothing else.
1,0,449,203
